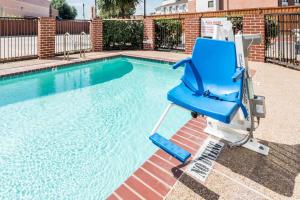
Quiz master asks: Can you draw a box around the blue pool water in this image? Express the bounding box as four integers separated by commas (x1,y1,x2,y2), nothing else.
0,57,190,200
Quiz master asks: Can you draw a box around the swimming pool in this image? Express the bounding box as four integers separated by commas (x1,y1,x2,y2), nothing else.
0,57,190,199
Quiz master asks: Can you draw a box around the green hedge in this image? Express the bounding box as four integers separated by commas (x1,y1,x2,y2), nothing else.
265,17,278,48
103,20,144,50
155,19,184,50
227,17,243,34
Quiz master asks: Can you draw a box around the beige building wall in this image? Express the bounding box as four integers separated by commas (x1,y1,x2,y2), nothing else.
0,0,57,17
188,0,197,12
221,0,279,10
188,0,283,12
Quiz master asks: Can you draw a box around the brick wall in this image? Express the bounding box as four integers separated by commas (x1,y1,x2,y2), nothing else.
243,14,265,62
184,17,200,54
183,14,266,60
38,17,56,59
144,6,300,62
90,18,103,52
10,6,300,62
143,18,155,50
37,17,104,59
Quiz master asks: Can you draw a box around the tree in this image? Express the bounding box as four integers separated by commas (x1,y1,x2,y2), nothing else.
51,0,64,9
51,0,78,19
97,0,141,19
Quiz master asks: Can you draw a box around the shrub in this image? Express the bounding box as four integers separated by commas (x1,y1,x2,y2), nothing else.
228,17,243,34
103,20,144,50
155,19,184,50
265,17,279,48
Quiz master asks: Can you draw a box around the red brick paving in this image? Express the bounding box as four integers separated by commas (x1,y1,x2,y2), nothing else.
114,184,141,200
106,193,119,200
125,176,162,199
142,161,177,186
134,168,170,196
107,117,208,200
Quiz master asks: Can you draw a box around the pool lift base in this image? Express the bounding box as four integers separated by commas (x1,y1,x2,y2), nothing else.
204,117,269,156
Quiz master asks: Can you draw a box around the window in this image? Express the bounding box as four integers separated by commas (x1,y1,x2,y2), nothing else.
295,0,300,5
281,0,288,6
208,1,214,8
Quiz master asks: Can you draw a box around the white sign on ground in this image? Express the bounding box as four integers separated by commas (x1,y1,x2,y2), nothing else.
187,138,224,182
201,18,227,38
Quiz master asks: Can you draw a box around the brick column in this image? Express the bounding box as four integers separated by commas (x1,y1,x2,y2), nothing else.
90,18,103,52
143,18,155,50
184,17,200,54
243,14,265,62
38,17,56,59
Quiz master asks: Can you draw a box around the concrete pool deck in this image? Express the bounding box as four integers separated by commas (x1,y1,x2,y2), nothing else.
0,51,299,200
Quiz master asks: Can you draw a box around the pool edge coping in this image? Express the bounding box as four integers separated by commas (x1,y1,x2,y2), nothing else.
0,52,180,79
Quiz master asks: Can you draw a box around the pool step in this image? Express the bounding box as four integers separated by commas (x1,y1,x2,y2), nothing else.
149,133,191,163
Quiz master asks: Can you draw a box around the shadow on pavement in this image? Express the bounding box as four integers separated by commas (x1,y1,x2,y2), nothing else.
171,140,299,198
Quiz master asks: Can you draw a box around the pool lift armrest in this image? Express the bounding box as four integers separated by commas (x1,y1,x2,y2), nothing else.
232,68,245,82
172,57,192,69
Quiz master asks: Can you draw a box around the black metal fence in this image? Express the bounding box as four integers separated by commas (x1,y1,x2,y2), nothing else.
265,14,300,69
103,19,144,50
0,17,38,63
155,19,185,51
55,20,92,55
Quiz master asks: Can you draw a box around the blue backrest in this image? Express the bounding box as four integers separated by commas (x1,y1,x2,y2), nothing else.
190,38,242,96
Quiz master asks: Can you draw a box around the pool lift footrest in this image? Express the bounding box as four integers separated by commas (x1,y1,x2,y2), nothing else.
150,133,191,163
149,103,191,163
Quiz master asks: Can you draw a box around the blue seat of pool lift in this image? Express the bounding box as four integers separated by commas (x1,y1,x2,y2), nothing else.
150,38,246,163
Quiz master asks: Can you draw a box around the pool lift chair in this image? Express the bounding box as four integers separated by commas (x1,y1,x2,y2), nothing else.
149,34,268,163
